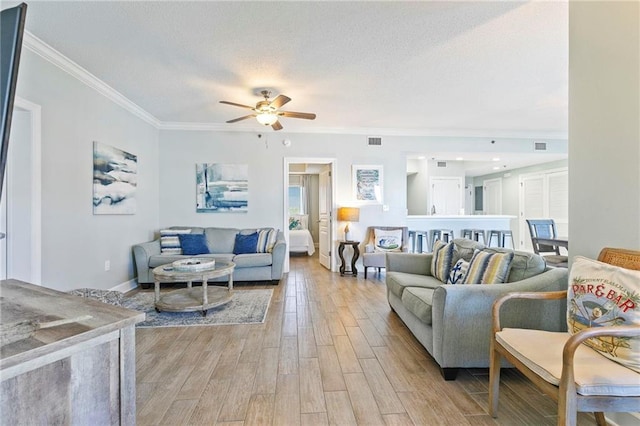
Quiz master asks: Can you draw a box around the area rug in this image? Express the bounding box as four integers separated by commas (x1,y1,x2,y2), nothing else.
122,289,273,328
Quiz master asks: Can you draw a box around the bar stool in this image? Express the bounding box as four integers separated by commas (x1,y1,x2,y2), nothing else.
461,228,486,244
410,230,429,253
487,230,514,249
428,229,454,251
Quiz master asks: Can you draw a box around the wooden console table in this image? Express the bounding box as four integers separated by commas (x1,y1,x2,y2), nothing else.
338,240,360,276
0,279,144,425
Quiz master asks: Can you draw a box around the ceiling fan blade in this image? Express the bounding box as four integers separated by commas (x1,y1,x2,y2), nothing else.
269,94,291,109
226,114,256,123
271,120,283,131
220,100,254,109
280,111,316,120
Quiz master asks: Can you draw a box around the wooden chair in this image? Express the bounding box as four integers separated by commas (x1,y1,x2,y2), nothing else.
526,219,568,267
489,248,640,426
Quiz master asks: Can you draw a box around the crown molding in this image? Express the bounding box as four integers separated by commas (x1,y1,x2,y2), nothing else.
160,121,567,140
23,31,161,128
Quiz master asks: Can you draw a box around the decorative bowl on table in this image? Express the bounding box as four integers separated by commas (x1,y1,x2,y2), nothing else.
172,258,216,272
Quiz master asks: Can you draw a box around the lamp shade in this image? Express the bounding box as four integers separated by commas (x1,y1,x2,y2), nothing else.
337,207,360,222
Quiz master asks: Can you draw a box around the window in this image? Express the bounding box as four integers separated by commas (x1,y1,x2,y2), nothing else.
289,185,304,215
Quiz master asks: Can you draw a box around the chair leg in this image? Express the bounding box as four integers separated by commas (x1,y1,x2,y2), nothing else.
377,267,381,275
489,344,501,417
594,412,607,426
558,381,578,426
364,267,368,279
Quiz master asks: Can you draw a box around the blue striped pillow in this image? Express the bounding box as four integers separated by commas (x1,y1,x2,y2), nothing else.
462,249,514,284
160,229,191,254
257,228,278,253
431,240,454,283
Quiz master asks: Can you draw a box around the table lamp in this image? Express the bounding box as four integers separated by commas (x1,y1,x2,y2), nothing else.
337,207,360,241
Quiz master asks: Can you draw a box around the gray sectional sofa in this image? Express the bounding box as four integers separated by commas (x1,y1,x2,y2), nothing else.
133,226,286,288
385,238,568,380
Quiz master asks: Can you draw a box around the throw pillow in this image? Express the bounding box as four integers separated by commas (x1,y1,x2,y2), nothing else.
160,229,191,255
289,217,302,230
373,228,403,252
178,233,210,256
462,249,514,284
257,228,278,253
447,259,469,285
567,256,640,373
234,232,259,255
431,240,454,283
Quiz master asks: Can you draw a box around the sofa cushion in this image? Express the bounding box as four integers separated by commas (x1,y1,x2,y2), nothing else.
497,328,640,396
204,228,238,253
234,232,259,254
432,240,454,283
160,229,191,254
401,287,434,325
233,253,273,268
386,271,443,299
463,249,514,284
483,247,546,282
567,256,640,373
178,233,210,255
452,238,485,264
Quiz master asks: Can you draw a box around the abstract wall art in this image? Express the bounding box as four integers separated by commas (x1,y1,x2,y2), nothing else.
93,141,137,214
196,163,248,213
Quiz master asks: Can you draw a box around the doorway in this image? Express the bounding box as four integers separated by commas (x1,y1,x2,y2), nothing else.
283,158,336,273
0,97,42,283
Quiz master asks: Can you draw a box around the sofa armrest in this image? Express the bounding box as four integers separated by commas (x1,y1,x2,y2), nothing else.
386,252,432,276
430,267,568,368
132,239,161,284
270,231,286,280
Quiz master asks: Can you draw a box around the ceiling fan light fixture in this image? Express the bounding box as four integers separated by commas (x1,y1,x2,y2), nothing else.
256,112,278,126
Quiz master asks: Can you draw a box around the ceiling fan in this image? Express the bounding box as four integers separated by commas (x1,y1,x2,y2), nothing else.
220,90,316,131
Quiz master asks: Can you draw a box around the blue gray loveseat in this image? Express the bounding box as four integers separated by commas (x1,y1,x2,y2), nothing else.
385,238,568,380
133,226,286,289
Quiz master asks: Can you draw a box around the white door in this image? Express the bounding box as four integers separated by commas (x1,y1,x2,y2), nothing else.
519,175,545,250
430,177,463,215
518,168,568,251
318,169,332,269
483,178,502,215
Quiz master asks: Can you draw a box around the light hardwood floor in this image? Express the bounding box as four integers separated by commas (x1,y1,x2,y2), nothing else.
134,254,598,425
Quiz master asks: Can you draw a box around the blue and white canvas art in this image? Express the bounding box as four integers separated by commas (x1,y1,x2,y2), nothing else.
196,163,248,213
93,141,137,214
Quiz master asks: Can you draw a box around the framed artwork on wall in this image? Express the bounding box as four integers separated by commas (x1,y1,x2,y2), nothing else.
196,163,248,213
352,164,383,204
93,141,137,215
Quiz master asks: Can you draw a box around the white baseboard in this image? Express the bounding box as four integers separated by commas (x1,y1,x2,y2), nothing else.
110,278,138,293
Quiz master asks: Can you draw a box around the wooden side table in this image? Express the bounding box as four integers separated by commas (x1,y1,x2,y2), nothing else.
338,240,360,276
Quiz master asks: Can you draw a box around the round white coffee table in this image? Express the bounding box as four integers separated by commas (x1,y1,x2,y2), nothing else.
152,260,235,316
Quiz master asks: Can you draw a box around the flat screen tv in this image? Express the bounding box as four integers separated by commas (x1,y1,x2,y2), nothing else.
0,3,27,202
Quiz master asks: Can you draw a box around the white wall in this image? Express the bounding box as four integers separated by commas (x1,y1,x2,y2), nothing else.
16,50,160,291
158,131,409,244
569,2,640,260
569,4,639,424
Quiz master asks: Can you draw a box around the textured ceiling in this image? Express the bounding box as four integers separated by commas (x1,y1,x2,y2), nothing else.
9,0,568,138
